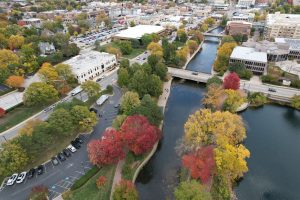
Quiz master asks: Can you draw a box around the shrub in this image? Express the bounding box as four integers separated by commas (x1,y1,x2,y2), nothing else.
206,76,223,87
248,92,267,107
71,166,100,190
113,180,139,200
0,107,5,117
96,176,107,189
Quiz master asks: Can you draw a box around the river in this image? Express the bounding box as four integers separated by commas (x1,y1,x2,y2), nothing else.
136,27,300,200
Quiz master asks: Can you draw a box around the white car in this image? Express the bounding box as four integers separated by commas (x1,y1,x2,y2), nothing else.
6,173,18,186
67,145,77,153
16,172,27,184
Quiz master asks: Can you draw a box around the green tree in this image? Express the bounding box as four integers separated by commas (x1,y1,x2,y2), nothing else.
211,175,231,200
117,68,130,88
141,34,152,47
0,68,10,84
206,76,223,87
147,54,161,68
129,21,136,27
23,82,59,106
174,180,212,200
204,17,215,27
177,29,188,43
221,35,235,45
81,80,101,98
248,92,267,107
153,62,167,80
48,108,75,135
0,142,29,177
55,63,75,83
120,59,130,68
131,94,163,126
112,115,127,130
118,41,133,55
291,95,300,110
70,105,97,132
120,91,141,115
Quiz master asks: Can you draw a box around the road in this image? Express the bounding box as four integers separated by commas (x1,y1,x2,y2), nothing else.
0,69,118,144
0,85,122,200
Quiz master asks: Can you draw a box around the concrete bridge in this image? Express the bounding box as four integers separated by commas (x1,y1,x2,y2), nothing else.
167,67,300,102
203,32,224,38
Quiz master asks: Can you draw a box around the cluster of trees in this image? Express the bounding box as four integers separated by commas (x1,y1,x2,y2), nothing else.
204,73,246,112
228,62,253,80
27,0,87,12
0,99,97,178
113,179,139,200
0,22,79,85
23,63,77,106
248,92,268,107
87,115,161,166
267,0,300,14
199,17,216,32
175,109,250,199
291,95,300,110
117,58,165,98
214,38,237,73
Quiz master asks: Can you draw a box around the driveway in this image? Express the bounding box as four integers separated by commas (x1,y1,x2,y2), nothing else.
0,85,122,200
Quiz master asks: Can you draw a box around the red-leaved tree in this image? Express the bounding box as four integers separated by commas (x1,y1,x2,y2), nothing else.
223,72,240,90
87,128,125,166
182,146,215,184
0,107,5,118
96,176,107,188
121,115,161,155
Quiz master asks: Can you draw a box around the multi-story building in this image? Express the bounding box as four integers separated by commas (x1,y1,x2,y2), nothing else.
63,51,117,84
275,38,300,60
243,40,290,62
230,46,268,74
17,18,42,28
238,0,255,7
226,21,252,36
264,12,300,39
231,13,255,22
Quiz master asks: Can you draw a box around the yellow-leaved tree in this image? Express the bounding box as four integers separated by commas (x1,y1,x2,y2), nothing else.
38,62,59,83
147,42,163,57
223,89,246,113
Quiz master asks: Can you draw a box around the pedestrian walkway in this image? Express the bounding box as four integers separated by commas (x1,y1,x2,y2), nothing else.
110,159,124,200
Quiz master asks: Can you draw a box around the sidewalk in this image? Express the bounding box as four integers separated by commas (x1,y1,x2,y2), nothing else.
109,159,124,200
158,78,173,111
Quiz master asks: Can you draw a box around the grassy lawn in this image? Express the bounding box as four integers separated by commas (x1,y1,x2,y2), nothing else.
269,65,299,81
122,152,147,180
98,41,145,60
65,165,116,200
0,104,46,133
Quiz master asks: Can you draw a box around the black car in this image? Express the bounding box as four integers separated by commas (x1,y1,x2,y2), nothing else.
57,152,66,161
89,107,97,113
51,157,59,166
71,140,81,149
27,168,35,179
75,137,84,144
37,165,44,175
63,149,71,157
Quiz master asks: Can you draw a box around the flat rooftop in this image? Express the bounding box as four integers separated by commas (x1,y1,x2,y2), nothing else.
114,25,165,40
230,46,267,63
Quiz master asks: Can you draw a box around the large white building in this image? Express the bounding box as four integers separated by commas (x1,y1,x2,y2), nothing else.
230,46,268,74
114,25,165,40
64,51,117,84
264,12,300,39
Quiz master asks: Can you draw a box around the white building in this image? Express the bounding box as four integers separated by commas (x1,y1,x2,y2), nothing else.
231,13,255,22
264,12,300,39
113,25,165,40
63,51,117,84
238,0,255,7
230,46,268,74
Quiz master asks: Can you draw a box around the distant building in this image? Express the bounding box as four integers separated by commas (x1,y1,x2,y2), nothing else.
213,4,229,11
38,42,56,55
264,12,300,39
18,18,42,28
238,0,255,7
63,51,117,84
230,46,268,74
231,13,255,22
113,25,165,40
226,21,252,36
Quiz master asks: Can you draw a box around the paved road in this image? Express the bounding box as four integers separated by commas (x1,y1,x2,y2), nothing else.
0,85,122,200
0,69,118,144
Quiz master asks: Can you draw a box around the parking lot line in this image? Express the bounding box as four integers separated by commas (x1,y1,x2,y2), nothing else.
49,189,60,199
75,171,84,175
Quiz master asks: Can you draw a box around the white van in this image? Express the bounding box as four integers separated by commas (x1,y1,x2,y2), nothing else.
96,95,109,106
71,87,83,96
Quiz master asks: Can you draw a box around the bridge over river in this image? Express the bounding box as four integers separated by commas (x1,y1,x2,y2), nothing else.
167,67,300,102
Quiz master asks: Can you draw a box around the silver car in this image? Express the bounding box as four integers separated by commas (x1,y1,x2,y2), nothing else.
7,173,18,186
16,172,27,184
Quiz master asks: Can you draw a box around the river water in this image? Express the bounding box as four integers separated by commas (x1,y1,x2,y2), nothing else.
136,27,300,200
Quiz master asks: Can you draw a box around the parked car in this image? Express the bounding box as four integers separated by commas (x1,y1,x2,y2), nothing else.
37,165,44,175
268,88,276,92
6,173,18,186
57,153,66,161
16,172,27,184
51,157,59,166
96,77,103,82
89,107,97,113
75,137,84,144
192,72,198,75
71,140,81,149
27,168,35,179
67,144,77,153
63,149,71,157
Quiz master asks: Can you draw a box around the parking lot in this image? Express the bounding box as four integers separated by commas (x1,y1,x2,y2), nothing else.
0,85,122,200
73,27,123,48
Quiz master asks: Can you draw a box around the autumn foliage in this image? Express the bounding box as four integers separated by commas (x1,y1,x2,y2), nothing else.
96,176,107,188
120,115,161,155
223,72,240,90
87,128,125,166
6,75,24,88
182,146,215,183
0,107,5,118
113,179,139,200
